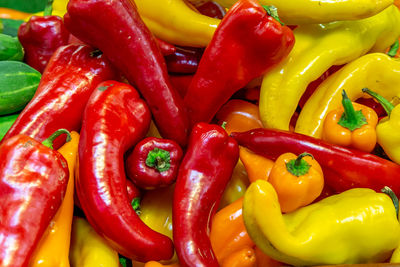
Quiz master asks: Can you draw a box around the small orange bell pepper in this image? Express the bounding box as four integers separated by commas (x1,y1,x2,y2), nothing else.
268,152,324,213
254,247,283,267
221,246,256,267
144,261,180,267
215,99,263,135
322,90,378,152
239,147,274,183
29,131,79,267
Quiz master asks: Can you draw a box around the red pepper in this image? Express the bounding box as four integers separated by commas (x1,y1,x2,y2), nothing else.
173,123,239,267
184,0,294,127
17,0,70,73
1,44,116,148
165,46,204,74
77,81,174,261
195,1,226,19
156,38,176,56
169,74,194,98
231,128,400,196
64,0,189,147
0,129,70,267
126,137,183,190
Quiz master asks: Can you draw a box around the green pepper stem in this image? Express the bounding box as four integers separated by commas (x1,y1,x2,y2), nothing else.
387,40,399,57
381,186,399,219
262,5,284,25
43,0,54,16
221,121,227,130
146,147,171,172
42,129,71,150
362,88,394,117
286,152,313,177
131,197,141,215
337,90,367,131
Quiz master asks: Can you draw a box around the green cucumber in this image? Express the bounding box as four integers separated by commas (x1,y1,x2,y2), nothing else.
0,61,41,115
0,18,24,37
0,112,18,141
0,33,24,61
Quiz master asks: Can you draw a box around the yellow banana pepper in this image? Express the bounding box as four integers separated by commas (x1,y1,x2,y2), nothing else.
29,131,79,267
243,180,400,266
259,5,400,132
69,217,120,267
135,0,220,47
296,53,400,138
206,0,393,25
362,88,400,165
25,0,68,20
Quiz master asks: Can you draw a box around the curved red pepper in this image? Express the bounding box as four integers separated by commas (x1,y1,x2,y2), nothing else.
77,81,174,262
165,46,204,74
231,128,400,196
184,0,294,127
126,137,183,190
195,1,226,19
173,123,239,267
64,0,189,147
1,44,116,148
0,130,69,267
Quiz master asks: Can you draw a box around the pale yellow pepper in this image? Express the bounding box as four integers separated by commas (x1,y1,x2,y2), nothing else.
135,0,220,47
201,0,393,25
296,53,400,138
29,131,79,267
259,5,400,132
69,217,120,267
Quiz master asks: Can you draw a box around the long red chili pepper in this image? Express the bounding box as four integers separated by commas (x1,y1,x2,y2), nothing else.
1,44,116,148
0,129,70,267
173,123,239,267
18,0,70,73
77,81,174,262
126,137,183,190
231,128,400,195
64,0,189,147
184,0,294,127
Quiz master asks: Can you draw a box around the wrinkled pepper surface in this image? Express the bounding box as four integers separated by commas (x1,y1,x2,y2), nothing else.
135,0,220,47
77,81,173,262
1,44,116,148
0,130,70,267
231,128,400,196
184,0,294,127
69,217,120,267
18,0,69,73
297,53,400,138
64,0,189,146
259,6,400,132
173,123,239,267
209,0,393,25
243,180,400,265
29,131,79,267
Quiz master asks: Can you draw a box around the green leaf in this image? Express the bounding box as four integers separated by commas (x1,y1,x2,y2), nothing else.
0,19,24,37
0,0,47,13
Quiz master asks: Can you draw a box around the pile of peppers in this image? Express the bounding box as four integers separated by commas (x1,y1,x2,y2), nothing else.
1,0,400,266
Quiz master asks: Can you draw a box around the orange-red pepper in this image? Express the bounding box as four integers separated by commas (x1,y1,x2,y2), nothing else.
322,90,378,152
239,147,274,183
268,152,324,213
221,246,256,267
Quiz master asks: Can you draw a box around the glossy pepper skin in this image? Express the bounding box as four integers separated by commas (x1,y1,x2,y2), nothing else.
297,53,400,138
0,131,69,267
1,44,116,148
322,91,378,152
243,180,400,265
173,123,239,267
29,131,79,267
165,46,203,74
64,0,189,147
259,6,400,132
77,81,174,262
18,0,69,73
231,128,400,196
126,137,183,190
184,0,294,126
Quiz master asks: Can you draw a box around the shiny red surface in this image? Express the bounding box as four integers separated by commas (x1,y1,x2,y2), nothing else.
0,135,69,266
77,81,174,262
64,0,189,146
184,0,295,127
173,123,239,267
1,44,116,149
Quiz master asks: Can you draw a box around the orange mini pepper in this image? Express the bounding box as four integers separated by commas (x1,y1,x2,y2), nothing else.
239,147,274,183
0,7,31,20
144,261,180,267
322,90,378,152
268,152,324,213
221,246,256,267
